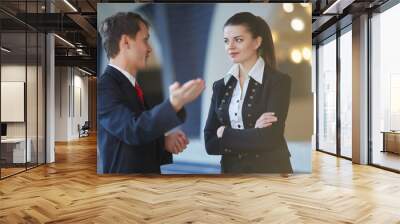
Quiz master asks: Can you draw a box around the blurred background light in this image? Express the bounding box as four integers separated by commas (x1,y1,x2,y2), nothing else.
302,47,311,61
283,3,294,13
271,31,278,43
291,49,302,63
291,18,305,32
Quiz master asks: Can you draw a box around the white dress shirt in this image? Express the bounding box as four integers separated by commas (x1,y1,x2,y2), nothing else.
224,57,265,130
108,63,136,88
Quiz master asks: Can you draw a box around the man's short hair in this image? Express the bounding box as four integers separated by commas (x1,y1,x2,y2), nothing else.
99,12,149,59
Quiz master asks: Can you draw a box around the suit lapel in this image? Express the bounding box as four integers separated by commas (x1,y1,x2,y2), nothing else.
218,77,236,127
242,78,257,128
106,66,146,111
241,65,271,128
262,64,272,111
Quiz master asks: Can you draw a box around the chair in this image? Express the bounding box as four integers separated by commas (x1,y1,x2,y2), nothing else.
78,121,90,138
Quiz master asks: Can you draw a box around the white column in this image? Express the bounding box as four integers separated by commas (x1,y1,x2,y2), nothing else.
45,1,56,163
312,45,317,151
352,14,369,164
46,33,55,163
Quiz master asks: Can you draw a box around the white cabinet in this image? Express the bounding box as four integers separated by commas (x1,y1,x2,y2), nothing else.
1,138,32,163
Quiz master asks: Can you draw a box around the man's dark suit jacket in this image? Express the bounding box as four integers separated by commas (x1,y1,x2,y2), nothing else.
204,65,293,173
98,65,186,173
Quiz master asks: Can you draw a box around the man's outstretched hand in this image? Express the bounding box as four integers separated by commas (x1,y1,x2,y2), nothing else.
169,79,205,112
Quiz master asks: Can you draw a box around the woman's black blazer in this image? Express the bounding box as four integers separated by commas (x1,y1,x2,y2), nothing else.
204,65,293,173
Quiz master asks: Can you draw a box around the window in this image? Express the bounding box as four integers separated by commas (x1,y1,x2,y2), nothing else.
0,1,47,179
339,28,352,158
370,2,400,171
317,36,337,154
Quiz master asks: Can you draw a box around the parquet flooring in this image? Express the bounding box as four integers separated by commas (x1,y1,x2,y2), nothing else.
0,135,399,223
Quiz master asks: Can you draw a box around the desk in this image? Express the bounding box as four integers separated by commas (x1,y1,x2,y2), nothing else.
382,131,400,154
1,138,31,163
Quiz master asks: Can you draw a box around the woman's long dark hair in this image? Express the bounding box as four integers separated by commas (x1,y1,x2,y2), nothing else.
224,12,276,70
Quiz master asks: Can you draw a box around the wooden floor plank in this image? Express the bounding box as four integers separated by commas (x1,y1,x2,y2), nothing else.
0,135,399,223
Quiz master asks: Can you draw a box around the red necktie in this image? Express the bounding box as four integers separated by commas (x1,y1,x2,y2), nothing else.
134,81,144,105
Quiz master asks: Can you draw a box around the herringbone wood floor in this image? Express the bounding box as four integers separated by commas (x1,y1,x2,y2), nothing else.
0,135,399,223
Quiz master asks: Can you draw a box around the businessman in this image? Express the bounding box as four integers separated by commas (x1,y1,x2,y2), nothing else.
98,12,205,173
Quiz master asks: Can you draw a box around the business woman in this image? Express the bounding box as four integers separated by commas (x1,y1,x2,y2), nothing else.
204,12,293,173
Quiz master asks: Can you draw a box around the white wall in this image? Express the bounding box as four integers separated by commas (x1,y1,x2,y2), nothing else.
54,67,89,141
1,65,27,141
1,64,46,164
55,67,68,141
1,65,40,137
72,72,89,138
